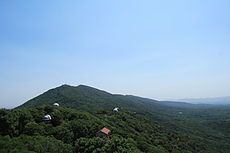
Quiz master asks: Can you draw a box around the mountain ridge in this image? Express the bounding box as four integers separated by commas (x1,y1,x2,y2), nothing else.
16,84,230,152
19,84,195,109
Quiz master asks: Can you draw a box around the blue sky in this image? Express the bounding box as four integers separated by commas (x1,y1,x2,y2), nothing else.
1,0,230,108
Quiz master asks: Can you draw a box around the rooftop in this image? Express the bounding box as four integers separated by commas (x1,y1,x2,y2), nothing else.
98,127,111,135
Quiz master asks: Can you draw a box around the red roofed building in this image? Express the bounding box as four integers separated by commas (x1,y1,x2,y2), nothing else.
96,127,111,137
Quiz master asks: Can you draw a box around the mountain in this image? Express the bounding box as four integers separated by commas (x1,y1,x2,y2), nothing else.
17,84,230,152
18,84,171,113
175,96,230,105
18,84,198,110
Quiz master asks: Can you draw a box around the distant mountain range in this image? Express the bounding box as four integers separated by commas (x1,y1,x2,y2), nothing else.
175,96,230,105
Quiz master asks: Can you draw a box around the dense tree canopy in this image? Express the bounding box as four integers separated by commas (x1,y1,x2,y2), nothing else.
0,106,215,153
10,85,230,152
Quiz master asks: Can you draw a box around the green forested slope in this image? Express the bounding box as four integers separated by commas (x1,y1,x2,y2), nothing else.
16,85,230,152
18,85,159,111
0,106,211,153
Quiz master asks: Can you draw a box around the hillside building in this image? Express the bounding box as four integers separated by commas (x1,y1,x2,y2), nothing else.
53,103,60,106
43,114,52,121
96,127,111,137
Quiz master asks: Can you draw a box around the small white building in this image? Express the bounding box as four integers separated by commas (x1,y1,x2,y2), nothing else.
43,114,52,121
53,103,60,106
113,107,119,113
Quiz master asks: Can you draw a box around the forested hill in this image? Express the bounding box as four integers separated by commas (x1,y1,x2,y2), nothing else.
0,105,209,153
18,84,160,111
18,84,218,110
17,85,230,152
19,84,198,111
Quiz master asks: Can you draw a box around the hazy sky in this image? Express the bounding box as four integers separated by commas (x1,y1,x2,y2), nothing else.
1,0,230,108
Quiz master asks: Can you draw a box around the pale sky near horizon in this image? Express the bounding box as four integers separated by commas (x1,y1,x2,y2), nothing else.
1,0,230,108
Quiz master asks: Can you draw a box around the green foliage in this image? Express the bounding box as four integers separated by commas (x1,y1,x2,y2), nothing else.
0,106,214,153
0,135,33,153
14,85,230,152
0,135,73,153
23,122,44,136
26,135,73,153
75,136,141,153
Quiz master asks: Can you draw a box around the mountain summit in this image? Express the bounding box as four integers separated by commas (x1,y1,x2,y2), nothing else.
19,84,159,111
